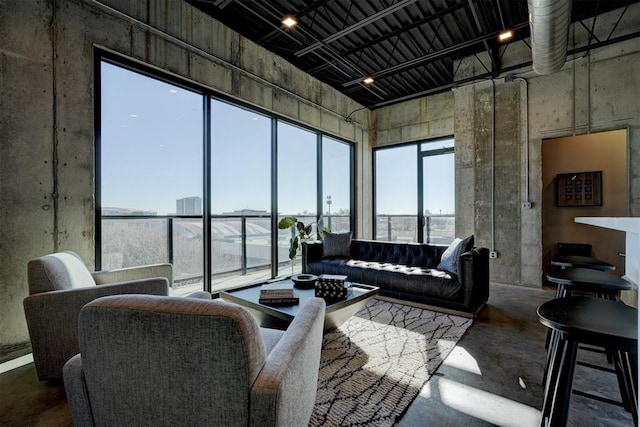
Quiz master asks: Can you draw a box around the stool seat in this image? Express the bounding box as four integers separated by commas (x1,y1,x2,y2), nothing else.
551,255,615,271
538,297,638,426
546,268,633,293
538,296,637,351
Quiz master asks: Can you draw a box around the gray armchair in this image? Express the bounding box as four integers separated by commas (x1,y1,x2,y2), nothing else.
63,294,326,427
23,251,170,380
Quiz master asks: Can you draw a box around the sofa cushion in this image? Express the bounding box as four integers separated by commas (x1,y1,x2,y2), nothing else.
305,258,461,300
323,232,352,258
437,235,474,275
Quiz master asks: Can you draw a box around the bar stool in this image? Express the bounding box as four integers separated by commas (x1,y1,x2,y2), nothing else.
538,297,638,427
546,267,632,300
544,268,633,352
551,255,615,272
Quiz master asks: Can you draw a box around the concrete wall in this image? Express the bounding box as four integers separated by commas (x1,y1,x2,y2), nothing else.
372,4,639,288
371,91,454,147
0,0,369,351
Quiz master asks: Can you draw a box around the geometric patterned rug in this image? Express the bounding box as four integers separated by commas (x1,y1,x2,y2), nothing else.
309,299,473,426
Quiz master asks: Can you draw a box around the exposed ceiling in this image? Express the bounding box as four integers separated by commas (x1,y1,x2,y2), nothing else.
186,0,637,109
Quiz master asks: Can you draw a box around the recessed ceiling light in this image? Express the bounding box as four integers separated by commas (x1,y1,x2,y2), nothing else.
363,75,375,85
282,14,297,28
169,89,178,94
498,29,514,43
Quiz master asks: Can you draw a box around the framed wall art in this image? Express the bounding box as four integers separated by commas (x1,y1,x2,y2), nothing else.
556,171,602,207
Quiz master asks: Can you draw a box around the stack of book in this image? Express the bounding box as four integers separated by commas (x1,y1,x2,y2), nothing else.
258,282,299,306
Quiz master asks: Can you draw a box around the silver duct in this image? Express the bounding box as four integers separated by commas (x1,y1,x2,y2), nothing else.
527,0,572,75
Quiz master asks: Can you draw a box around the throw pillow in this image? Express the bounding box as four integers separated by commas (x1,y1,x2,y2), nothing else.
323,231,352,258
437,235,474,275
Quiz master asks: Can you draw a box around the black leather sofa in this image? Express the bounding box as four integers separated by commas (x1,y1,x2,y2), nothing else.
302,239,489,317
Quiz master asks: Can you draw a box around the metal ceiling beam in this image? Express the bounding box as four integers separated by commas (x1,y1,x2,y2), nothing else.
365,30,640,109
231,0,384,100
294,0,418,57
466,0,497,71
306,1,467,75
342,21,529,87
258,0,333,44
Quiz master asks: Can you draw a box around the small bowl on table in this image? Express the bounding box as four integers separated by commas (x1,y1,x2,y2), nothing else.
291,274,318,289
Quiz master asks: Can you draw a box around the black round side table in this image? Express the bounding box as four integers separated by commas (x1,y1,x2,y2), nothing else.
537,297,638,427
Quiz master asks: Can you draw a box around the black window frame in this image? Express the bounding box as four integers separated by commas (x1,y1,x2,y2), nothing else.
95,49,355,292
373,136,455,243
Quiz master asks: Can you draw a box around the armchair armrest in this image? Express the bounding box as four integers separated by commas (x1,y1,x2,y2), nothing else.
250,298,326,427
92,263,173,287
63,354,94,426
301,241,324,273
184,290,212,299
458,247,490,315
23,278,168,380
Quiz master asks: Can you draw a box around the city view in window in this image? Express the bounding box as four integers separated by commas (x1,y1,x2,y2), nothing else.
99,59,354,292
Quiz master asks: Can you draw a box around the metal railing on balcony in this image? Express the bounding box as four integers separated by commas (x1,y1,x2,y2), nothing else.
100,213,351,291
375,214,455,244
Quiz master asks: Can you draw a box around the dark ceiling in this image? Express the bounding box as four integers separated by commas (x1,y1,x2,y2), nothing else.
186,0,636,109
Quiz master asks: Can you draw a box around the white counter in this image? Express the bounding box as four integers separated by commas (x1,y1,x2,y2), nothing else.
575,217,639,304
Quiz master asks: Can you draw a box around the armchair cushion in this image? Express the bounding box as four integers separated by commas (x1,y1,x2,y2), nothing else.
28,251,96,294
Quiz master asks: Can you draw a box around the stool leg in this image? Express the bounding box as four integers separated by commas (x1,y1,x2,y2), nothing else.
541,334,564,426
549,339,579,427
617,350,638,425
543,328,561,385
612,349,633,412
545,286,567,351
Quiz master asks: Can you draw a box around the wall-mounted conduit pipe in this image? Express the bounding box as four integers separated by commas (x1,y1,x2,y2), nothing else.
514,78,529,204
528,0,572,75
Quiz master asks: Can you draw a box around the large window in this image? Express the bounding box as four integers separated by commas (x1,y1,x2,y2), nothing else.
211,101,272,283
374,138,455,244
277,122,318,275
323,136,352,233
99,62,203,283
97,55,354,293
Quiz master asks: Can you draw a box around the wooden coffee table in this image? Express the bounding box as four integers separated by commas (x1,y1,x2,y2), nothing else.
220,279,379,331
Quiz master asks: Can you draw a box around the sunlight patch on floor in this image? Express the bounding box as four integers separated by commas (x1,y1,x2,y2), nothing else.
436,377,541,427
442,346,482,375
0,353,33,374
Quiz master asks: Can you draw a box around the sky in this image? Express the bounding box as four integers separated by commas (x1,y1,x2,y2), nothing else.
375,142,455,215
101,61,453,217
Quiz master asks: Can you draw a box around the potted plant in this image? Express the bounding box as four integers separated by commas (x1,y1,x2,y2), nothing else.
278,216,329,274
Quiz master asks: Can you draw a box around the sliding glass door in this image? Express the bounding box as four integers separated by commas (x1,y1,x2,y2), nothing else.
374,138,455,243
421,139,455,244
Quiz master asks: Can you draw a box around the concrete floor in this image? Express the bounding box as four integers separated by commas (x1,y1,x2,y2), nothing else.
0,283,634,426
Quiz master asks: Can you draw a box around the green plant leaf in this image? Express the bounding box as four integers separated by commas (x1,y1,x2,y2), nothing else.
304,224,313,236
278,216,297,229
288,236,299,259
